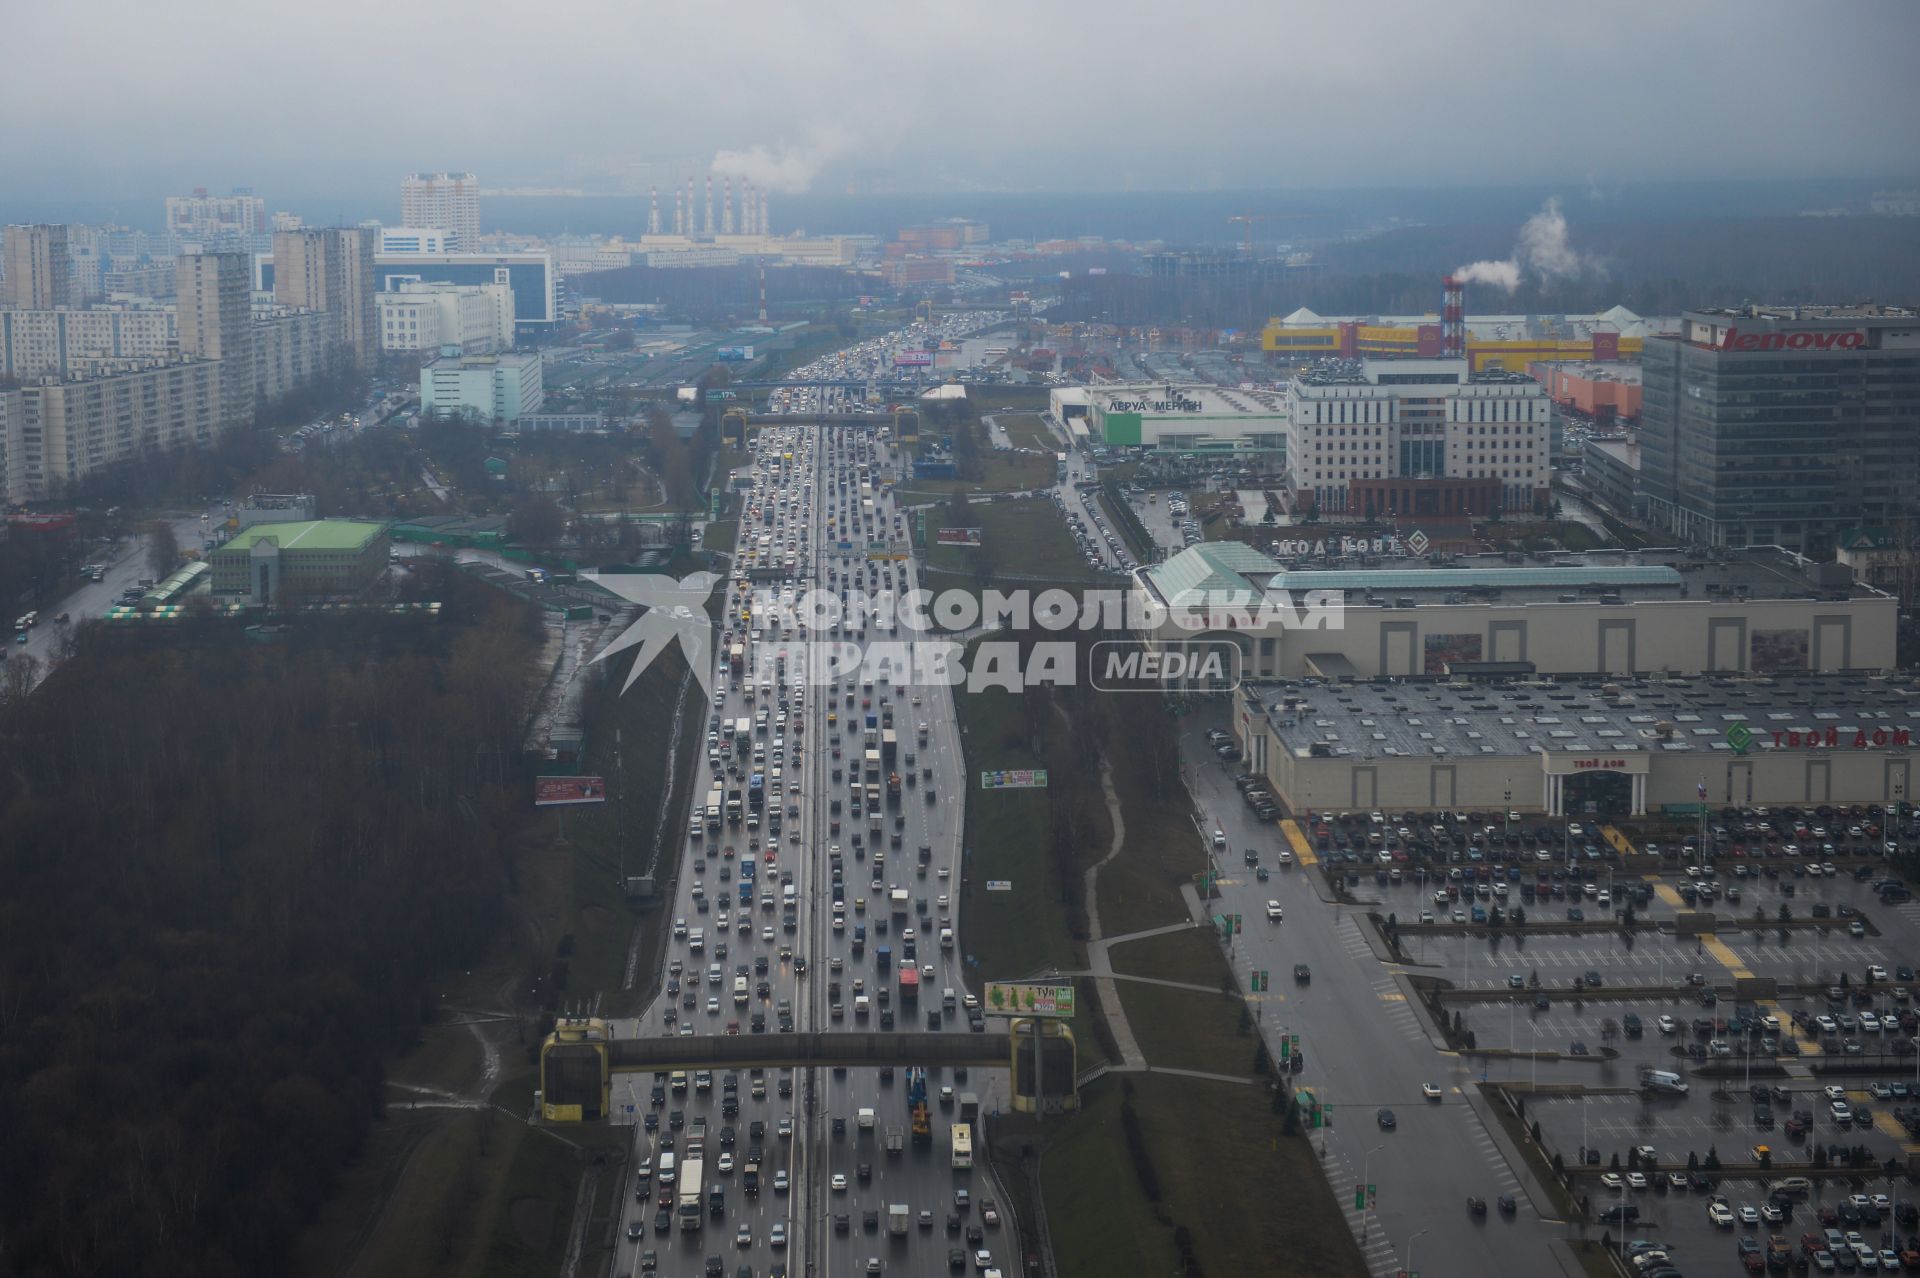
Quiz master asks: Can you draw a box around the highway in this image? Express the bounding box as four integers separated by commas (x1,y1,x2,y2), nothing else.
613,422,1012,1278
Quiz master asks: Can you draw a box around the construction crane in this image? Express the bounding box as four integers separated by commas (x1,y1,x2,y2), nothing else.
1228,213,1272,258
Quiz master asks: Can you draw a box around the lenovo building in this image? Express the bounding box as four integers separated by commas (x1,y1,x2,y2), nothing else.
1640,306,1920,556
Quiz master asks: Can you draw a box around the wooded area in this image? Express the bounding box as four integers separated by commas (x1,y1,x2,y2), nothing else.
0,565,543,1276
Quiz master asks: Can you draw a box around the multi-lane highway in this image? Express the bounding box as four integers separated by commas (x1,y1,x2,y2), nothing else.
614,422,1012,1278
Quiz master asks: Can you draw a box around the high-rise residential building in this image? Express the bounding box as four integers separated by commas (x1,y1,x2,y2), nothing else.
1640,305,1920,555
0,306,177,380
273,228,377,367
400,172,480,249
3,224,72,309
177,252,257,431
1,358,220,502
165,188,269,249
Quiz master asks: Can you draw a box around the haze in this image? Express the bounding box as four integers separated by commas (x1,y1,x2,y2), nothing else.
2,0,1916,208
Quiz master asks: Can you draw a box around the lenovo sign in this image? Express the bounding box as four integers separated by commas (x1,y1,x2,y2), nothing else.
1717,327,1868,353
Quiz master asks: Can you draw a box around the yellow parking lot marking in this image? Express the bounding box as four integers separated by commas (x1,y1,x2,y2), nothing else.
1281,819,1319,868
1650,881,1687,909
1698,935,1753,980
1601,825,1637,857
1379,992,1406,1003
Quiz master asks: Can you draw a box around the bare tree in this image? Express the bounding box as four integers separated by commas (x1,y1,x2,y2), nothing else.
146,520,178,581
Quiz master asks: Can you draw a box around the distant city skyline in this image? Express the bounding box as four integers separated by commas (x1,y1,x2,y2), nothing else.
2,0,1915,209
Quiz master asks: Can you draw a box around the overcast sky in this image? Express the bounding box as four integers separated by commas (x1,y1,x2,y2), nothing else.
3,0,1916,206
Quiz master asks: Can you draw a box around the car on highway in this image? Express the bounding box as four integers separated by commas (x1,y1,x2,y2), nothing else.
1376,1108,1396,1130
1421,1083,1442,1100
1266,900,1283,921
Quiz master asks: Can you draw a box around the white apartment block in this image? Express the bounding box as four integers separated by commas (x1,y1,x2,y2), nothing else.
400,173,480,249
376,280,513,356
0,358,221,502
0,307,178,379
165,189,269,248
378,226,452,254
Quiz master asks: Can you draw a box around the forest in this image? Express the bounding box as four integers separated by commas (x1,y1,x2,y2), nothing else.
0,563,544,1276
1050,215,1920,332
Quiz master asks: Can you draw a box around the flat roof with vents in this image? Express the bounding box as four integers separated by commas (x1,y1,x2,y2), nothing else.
1251,672,1920,763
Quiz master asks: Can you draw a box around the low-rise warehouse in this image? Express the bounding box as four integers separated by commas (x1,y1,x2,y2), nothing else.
210,519,389,604
1133,543,1896,681
1237,672,1920,817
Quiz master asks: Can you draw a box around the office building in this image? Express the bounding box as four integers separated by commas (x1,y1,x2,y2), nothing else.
420,350,544,423
3,225,72,309
400,172,480,248
1638,306,1920,555
370,251,556,329
1284,358,1550,518
176,252,256,431
1133,542,1893,682
376,279,514,356
210,519,389,604
0,306,177,379
273,228,377,367
377,226,452,254
164,188,269,250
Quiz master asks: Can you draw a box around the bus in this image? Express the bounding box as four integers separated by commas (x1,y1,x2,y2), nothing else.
951,1124,972,1169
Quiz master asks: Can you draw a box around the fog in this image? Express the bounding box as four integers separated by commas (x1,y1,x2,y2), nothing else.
2,0,1915,207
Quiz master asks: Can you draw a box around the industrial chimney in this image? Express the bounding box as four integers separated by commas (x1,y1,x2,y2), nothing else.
649,186,660,236
723,177,734,235
1442,275,1466,358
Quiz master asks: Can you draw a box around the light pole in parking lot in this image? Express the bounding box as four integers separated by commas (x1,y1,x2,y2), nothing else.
1405,1228,1428,1277
1529,1021,1540,1092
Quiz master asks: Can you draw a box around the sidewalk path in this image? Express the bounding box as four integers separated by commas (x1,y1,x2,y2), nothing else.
1081,764,1146,1069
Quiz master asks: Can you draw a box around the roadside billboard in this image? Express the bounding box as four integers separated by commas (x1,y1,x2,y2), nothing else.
894,350,933,367
936,527,982,546
534,776,608,806
980,769,1048,790
983,982,1075,1018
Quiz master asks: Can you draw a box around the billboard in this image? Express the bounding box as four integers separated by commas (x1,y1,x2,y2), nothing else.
894,350,933,367
983,982,1075,1018
1422,632,1484,675
980,769,1048,790
716,345,755,361
936,527,983,546
535,776,608,806
1751,628,1810,674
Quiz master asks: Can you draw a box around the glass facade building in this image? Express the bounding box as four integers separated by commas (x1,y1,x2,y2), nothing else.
1640,308,1920,555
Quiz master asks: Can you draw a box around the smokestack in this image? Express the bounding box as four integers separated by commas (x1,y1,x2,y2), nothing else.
705,175,713,236
758,259,768,323
1442,275,1466,359
686,177,695,236
743,182,755,235
649,185,659,236
761,190,771,237
723,177,734,235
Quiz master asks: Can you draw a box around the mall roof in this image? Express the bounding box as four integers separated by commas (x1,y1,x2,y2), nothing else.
1255,672,1920,763
1139,544,1883,609
222,520,386,553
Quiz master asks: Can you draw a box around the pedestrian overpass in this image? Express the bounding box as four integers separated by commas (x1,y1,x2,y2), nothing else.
537,1018,1077,1121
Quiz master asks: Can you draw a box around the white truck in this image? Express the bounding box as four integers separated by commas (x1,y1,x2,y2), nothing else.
678,1157,704,1231
856,1107,876,1131
887,1204,910,1236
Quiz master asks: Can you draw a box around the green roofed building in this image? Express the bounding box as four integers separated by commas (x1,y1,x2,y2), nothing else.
210,519,389,604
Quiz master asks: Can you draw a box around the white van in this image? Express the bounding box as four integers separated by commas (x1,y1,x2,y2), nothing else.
733,976,750,1006
658,1151,677,1185
689,927,705,951
1641,1069,1689,1095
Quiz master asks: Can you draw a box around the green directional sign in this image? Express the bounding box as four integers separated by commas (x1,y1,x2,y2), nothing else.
1354,1185,1365,1211
1279,1035,1290,1060
1726,722,1754,754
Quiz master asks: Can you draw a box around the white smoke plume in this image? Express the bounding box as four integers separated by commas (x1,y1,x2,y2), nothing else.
712,125,855,195
1454,198,1592,292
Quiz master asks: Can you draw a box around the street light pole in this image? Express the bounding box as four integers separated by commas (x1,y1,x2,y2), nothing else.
1404,1227,1430,1277
1362,1143,1383,1240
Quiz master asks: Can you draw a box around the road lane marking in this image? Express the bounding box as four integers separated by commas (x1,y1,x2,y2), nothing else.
1280,819,1318,867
